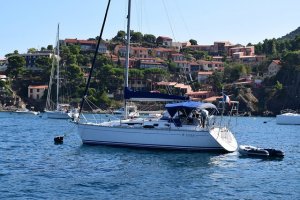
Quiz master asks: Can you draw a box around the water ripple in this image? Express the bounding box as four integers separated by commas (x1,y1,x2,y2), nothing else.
0,114,299,199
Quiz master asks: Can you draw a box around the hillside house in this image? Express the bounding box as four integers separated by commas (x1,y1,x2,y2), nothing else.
198,60,224,71
138,58,165,69
130,46,149,58
174,61,190,73
228,46,255,57
156,36,173,47
198,71,213,83
171,53,185,62
186,90,214,101
28,85,48,100
153,47,174,60
64,38,107,53
265,60,282,77
19,51,53,71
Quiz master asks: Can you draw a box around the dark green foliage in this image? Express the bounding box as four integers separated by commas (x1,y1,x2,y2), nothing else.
279,26,300,41
131,31,143,43
0,80,5,87
113,30,126,42
207,72,223,93
189,39,197,45
6,55,26,78
143,34,156,44
223,63,251,83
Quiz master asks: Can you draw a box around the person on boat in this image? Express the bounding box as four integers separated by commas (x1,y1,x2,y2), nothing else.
191,110,201,126
200,109,209,128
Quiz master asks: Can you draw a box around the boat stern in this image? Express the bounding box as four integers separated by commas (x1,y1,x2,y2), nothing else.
209,127,238,152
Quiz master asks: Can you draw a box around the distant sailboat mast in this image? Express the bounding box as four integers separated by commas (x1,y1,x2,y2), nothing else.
56,23,60,111
124,0,131,119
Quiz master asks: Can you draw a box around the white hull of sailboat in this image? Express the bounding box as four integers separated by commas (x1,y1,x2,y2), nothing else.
77,122,237,152
276,113,300,125
45,111,71,119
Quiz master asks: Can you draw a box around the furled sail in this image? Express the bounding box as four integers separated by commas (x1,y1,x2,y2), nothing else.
124,87,190,102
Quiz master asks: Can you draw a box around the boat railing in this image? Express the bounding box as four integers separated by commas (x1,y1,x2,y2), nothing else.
280,109,297,114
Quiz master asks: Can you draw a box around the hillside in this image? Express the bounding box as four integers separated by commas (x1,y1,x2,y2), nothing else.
278,26,300,40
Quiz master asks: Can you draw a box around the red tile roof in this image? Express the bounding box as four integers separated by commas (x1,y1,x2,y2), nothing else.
186,91,210,95
272,60,281,65
198,71,213,75
28,85,48,89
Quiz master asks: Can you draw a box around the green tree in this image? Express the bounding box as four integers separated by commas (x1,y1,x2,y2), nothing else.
143,34,156,44
143,68,168,82
131,31,143,43
291,35,300,51
129,68,144,79
189,39,197,45
207,72,224,92
35,56,52,70
6,55,26,78
28,48,37,53
47,45,53,50
191,50,207,60
0,80,5,87
274,81,283,90
282,50,300,66
69,44,81,55
34,56,52,80
63,63,85,98
167,61,179,73
113,30,126,42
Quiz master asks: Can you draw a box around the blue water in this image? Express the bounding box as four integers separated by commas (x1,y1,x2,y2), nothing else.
0,113,299,199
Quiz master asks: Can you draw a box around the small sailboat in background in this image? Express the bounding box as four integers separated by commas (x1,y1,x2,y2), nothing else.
75,0,238,152
112,103,140,118
44,24,78,119
15,108,39,115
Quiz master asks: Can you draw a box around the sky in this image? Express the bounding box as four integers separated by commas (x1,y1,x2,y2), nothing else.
1,0,299,58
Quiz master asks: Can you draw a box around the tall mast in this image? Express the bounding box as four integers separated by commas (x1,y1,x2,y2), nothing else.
56,23,60,111
78,0,111,116
124,0,131,119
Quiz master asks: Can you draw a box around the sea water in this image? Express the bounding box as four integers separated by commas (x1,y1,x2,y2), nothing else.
0,113,299,199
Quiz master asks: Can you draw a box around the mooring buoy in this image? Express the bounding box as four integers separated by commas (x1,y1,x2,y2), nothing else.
54,136,64,144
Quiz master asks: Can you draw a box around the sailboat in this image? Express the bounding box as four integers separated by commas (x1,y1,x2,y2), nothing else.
76,0,238,152
45,24,78,119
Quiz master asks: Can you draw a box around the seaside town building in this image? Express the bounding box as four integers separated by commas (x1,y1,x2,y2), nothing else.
63,38,107,53
156,36,173,47
19,51,53,71
198,71,213,83
0,58,7,73
28,85,48,100
264,60,282,77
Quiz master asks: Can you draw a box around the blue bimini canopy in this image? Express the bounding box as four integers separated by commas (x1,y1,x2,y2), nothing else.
124,87,189,102
165,101,217,117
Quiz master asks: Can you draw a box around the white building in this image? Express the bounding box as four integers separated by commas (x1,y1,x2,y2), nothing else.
28,85,48,100
198,71,213,83
265,60,282,77
0,58,7,72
